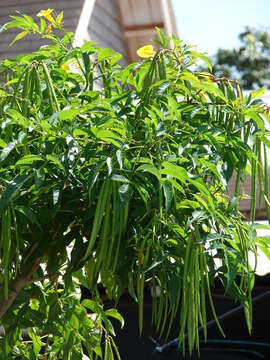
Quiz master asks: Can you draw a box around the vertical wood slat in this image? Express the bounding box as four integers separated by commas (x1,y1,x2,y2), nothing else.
148,0,163,24
131,0,152,26
117,0,134,28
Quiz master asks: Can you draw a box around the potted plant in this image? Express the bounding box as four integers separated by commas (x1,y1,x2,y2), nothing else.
0,9,269,359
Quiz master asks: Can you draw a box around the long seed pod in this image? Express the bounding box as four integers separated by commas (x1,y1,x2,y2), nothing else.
85,257,97,289
159,284,169,337
21,67,30,116
28,67,36,101
187,245,195,354
264,144,270,221
199,251,207,340
84,180,110,260
112,206,125,272
96,183,112,273
111,338,121,360
165,278,181,340
156,273,165,332
194,247,200,346
156,53,167,82
2,207,11,300
42,61,60,112
34,68,42,105
257,139,264,208
11,206,20,276
202,252,225,337
179,233,193,348
250,145,257,222
152,274,158,325
11,65,29,109
105,182,117,269
137,271,145,336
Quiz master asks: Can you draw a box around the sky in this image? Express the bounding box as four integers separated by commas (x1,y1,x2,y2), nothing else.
171,0,270,56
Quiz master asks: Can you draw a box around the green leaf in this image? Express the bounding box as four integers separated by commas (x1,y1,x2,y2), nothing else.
190,51,212,72
98,48,117,61
103,317,115,336
0,174,31,216
73,128,88,137
227,195,240,213
166,178,185,195
53,188,60,205
0,139,7,148
246,111,265,130
82,299,99,312
40,17,46,33
93,345,102,357
161,162,188,182
155,27,168,47
118,184,133,205
92,128,122,148
88,160,105,199
10,30,28,46
128,271,137,302
81,41,97,52
189,178,213,207
116,149,123,169
105,309,124,328
250,89,265,99
16,154,43,166
56,11,63,26
225,250,238,292
46,154,64,171
0,141,17,162
70,314,79,330
145,254,165,273
150,80,170,96
111,174,130,183
58,108,79,121
106,157,112,176
137,164,161,180
162,180,173,212
33,167,45,189
28,329,42,356
15,205,42,230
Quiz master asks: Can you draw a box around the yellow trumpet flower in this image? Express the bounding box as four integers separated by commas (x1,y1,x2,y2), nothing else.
137,45,156,58
37,9,55,24
45,24,52,34
61,63,70,73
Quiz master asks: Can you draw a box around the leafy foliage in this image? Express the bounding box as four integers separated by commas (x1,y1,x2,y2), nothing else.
0,10,270,359
212,26,270,89
1,280,121,359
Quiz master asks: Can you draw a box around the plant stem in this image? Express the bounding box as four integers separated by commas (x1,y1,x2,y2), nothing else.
0,257,44,319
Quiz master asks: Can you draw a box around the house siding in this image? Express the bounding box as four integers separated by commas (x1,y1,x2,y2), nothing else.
0,0,128,66
0,0,84,58
88,0,128,66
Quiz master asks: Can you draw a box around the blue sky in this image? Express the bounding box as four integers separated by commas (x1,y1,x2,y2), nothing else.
171,0,270,56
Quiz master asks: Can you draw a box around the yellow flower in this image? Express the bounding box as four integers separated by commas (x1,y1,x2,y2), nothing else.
62,59,84,76
45,24,52,34
37,9,55,24
61,63,70,73
137,45,156,58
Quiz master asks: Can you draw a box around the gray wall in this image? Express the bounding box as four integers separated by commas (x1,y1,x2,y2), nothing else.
0,0,128,66
88,0,128,66
0,0,83,58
